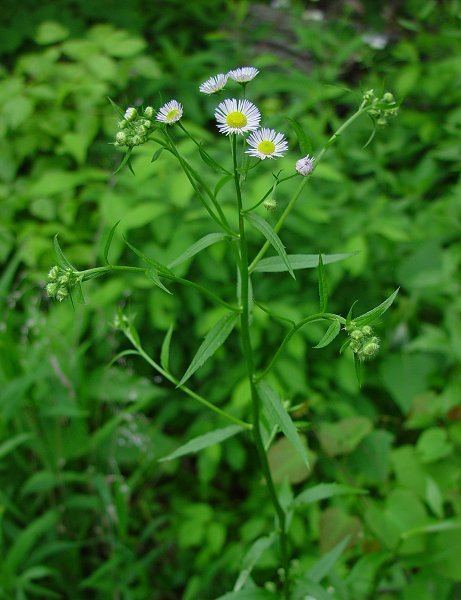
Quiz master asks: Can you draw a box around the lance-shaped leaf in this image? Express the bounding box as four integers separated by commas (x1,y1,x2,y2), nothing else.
53,234,75,270
160,324,174,371
306,535,350,583
113,148,133,175
245,213,295,279
103,220,121,265
159,424,243,462
287,117,312,154
254,252,356,273
216,590,277,600
168,233,229,269
292,483,368,508
178,312,239,386
145,269,172,295
353,288,399,326
123,237,174,277
257,381,309,468
314,320,341,349
234,533,276,591
151,147,163,163
317,253,328,312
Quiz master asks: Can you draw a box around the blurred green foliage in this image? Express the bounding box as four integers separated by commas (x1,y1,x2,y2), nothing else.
1,0,461,598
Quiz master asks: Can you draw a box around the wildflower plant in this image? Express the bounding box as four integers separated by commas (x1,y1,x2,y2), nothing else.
47,68,399,597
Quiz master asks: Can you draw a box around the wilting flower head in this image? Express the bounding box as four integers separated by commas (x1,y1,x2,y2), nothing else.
214,98,261,135
228,67,259,83
199,73,228,95
296,155,314,176
246,128,288,160
156,100,183,124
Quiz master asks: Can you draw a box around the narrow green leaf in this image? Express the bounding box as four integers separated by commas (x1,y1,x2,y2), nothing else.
346,300,359,325
113,148,133,175
168,233,228,269
123,237,174,277
178,312,239,386
160,324,174,371
292,483,368,507
151,147,163,163
144,269,172,295
307,536,350,583
0,433,33,460
314,320,341,349
400,520,461,539
159,425,243,462
287,117,312,154
318,253,328,312
108,96,125,117
354,354,363,388
291,579,332,600
103,220,121,265
214,173,233,198
254,253,356,273
216,590,277,600
108,349,141,368
354,288,400,326
53,234,74,270
339,338,351,354
245,213,295,279
234,534,276,591
198,144,229,173
257,381,309,468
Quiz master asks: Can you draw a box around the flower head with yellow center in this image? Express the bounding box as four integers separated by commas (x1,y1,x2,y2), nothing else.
214,98,261,135
199,73,228,95
156,100,183,125
246,128,288,160
228,67,259,83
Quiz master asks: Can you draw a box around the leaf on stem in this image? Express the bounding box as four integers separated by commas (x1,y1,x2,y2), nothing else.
234,533,276,591
287,117,312,154
113,148,133,175
317,253,328,312
257,381,309,468
53,234,75,270
245,213,295,279
353,288,399,326
314,320,341,349
292,482,368,508
160,324,174,371
145,269,172,295
254,252,356,273
178,312,239,386
151,147,163,163
159,424,244,462
103,220,121,265
306,535,350,583
123,237,174,277
168,233,229,269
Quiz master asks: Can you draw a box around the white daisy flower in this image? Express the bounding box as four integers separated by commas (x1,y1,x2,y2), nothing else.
228,66,259,83
156,100,183,124
214,98,261,135
199,73,228,95
246,128,288,160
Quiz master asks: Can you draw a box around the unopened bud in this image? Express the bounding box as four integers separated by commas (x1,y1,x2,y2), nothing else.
295,155,314,176
361,325,373,336
263,198,277,212
361,341,380,358
48,266,59,281
116,131,127,145
124,107,137,121
383,92,394,103
144,106,154,118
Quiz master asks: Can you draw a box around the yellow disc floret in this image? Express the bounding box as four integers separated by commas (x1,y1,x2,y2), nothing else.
257,140,276,155
166,109,180,122
226,111,247,128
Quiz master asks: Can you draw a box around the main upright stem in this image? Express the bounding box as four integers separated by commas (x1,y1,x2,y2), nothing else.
231,135,290,597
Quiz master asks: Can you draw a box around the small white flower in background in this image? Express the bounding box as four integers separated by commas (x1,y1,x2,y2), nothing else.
214,98,261,135
296,155,314,176
199,73,228,94
124,107,138,121
362,32,388,50
156,100,183,124
246,128,288,160
228,66,259,83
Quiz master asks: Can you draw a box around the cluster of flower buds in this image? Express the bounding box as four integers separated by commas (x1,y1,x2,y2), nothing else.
114,106,156,148
362,90,398,126
46,266,79,302
347,324,380,360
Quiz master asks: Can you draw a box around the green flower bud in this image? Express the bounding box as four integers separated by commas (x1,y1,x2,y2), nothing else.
350,340,361,353
361,340,380,359
360,325,373,336
46,282,58,297
116,131,127,145
48,266,59,281
117,119,127,129
56,288,69,302
383,92,394,103
350,329,363,341
144,106,154,118
263,198,277,212
124,107,137,121
131,135,143,146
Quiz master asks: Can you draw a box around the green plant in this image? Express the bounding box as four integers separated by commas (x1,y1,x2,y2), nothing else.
46,69,399,597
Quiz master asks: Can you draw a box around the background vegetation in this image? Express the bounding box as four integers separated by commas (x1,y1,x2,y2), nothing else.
1,0,461,598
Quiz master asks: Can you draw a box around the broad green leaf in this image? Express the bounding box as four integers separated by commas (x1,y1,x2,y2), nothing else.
354,288,399,326
178,312,239,386
53,234,74,270
145,269,172,295
0,433,33,460
159,425,243,462
160,324,174,371
293,483,367,508
234,533,276,591
168,233,228,269
245,213,295,279
307,535,350,582
257,381,309,468
317,253,328,312
103,220,120,265
123,237,174,277
314,320,341,349
254,253,356,273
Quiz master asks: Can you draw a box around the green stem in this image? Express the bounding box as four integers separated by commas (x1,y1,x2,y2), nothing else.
232,135,290,597
123,330,252,430
256,313,345,381
79,265,239,312
249,105,367,272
